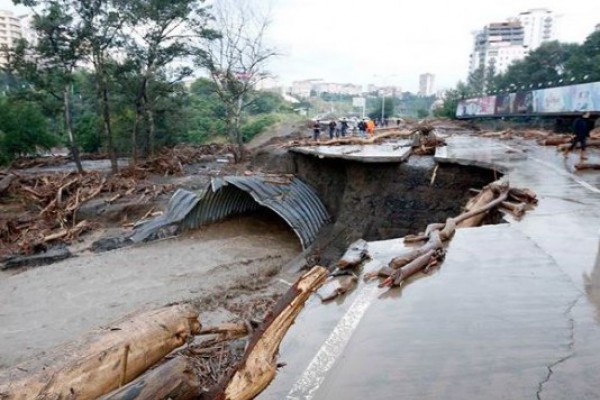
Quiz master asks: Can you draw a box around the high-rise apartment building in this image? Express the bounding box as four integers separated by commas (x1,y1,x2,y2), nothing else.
468,9,558,77
517,8,558,49
0,10,35,66
418,73,435,96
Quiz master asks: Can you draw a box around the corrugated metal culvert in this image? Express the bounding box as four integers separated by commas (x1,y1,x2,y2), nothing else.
131,174,330,249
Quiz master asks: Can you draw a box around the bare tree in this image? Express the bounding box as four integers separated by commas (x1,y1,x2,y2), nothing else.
193,0,277,160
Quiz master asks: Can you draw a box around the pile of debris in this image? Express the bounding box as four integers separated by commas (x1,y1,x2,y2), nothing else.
0,268,327,400
0,170,173,260
133,144,237,177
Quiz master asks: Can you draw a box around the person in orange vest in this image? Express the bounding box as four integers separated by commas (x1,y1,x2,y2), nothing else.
366,119,375,136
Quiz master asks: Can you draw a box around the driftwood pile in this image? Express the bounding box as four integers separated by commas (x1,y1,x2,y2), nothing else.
131,144,237,177
0,267,327,400
319,179,536,298
0,171,173,258
285,125,446,156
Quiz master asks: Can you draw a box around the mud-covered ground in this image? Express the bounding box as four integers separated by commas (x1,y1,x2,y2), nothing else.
0,210,302,369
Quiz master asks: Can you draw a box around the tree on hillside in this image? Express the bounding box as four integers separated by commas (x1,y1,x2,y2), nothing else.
12,0,85,173
493,41,578,90
74,0,127,173
193,0,278,160
121,0,212,164
368,96,395,120
565,31,600,83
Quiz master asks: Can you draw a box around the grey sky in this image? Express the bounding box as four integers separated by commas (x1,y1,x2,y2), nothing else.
266,0,599,91
2,0,597,92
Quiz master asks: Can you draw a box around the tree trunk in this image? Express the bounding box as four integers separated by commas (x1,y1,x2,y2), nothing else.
101,357,202,400
63,85,84,174
131,102,141,168
211,266,328,400
100,75,118,174
146,107,156,157
0,304,201,400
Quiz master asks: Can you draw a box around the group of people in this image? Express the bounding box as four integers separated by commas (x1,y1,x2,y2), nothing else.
312,117,394,141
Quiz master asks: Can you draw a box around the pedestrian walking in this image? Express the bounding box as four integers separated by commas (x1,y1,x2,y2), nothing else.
565,112,594,160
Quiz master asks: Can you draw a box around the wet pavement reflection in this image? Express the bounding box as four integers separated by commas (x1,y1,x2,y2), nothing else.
260,135,600,399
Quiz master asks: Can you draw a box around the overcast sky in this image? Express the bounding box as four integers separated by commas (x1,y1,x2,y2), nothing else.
265,0,599,91
1,0,597,92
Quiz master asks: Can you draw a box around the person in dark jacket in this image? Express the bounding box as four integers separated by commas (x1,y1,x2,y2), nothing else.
328,120,336,139
566,112,593,160
312,120,321,141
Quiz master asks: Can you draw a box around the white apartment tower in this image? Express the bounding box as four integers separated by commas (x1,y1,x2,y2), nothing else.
418,73,435,96
468,8,558,77
0,10,36,67
517,8,558,49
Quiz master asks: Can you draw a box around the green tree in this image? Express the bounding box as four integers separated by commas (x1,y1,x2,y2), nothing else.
12,0,86,173
74,0,127,173
368,96,395,120
565,31,600,82
121,0,211,163
0,97,57,162
433,82,469,119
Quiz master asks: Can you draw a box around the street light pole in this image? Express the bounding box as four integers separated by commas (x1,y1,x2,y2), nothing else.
381,93,385,125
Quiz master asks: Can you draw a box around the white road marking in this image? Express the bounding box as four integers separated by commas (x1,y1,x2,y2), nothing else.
286,284,380,399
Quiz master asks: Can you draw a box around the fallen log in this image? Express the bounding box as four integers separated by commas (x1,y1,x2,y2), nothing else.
456,181,507,228
102,356,204,400
538,136,571,146
0,304,201,400
389,231,443,269
0,173,15,195
211,266,327,400
383,179,532,287
320,274,358,302
574,163,600,170
558,139,600,151
336,239,369,269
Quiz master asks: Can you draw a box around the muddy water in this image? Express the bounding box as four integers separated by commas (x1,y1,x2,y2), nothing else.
0,209,301,369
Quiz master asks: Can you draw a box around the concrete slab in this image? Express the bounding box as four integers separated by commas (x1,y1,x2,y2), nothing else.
260,135,600,399
290,140,412,163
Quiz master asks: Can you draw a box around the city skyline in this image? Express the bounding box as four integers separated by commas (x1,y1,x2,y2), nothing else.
0,0,597,92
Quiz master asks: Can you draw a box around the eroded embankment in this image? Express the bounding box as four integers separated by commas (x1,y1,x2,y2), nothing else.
254,149,500,264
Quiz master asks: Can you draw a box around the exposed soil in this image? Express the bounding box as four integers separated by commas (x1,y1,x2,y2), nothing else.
254,148,499,266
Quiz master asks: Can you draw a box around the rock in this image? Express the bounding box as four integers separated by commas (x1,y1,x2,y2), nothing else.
2,246,72,270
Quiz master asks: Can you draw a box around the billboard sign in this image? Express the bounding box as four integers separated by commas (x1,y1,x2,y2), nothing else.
456,81,600,118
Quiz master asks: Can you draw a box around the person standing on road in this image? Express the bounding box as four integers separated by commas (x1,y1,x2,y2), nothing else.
335,119,343,138
358,119,366,138
312,119,321,141
341,118,349,137
328,119,336,139
366,118,375,136
566,112,594,160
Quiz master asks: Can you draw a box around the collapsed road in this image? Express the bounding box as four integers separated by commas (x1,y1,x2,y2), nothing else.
1,121,600,399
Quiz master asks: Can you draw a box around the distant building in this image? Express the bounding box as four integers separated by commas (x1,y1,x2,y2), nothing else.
290,79,321,98
290,79,363,98
517,8,558,49
0,10,37,67
0,10,25,66
468,8,558,77
418,73,435,96
366,84,402,96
